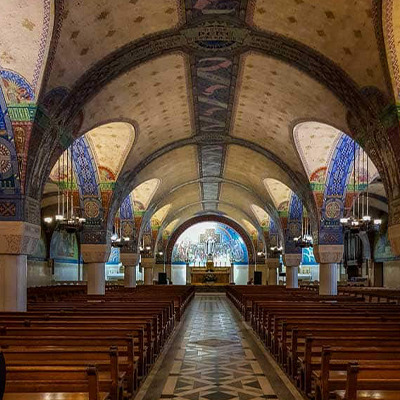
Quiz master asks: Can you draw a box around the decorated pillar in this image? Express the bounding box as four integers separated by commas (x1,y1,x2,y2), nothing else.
283,253,301,288
266,258,280,285
81,244,111,295
314,245,343,295
0,222,40,311
141,257,154,285
120,252,139,288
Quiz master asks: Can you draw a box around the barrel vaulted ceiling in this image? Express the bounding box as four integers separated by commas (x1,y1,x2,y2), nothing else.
30,0,393,242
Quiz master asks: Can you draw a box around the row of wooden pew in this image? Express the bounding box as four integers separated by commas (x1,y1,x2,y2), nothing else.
226,285,400,400
0,285,195,400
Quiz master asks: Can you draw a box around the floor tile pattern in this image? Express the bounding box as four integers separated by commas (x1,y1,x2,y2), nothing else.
160,294,279,400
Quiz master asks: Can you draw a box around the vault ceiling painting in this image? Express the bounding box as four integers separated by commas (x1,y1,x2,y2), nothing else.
5,0,390,246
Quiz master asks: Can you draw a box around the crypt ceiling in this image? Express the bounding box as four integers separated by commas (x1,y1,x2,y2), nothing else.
6,0,393,243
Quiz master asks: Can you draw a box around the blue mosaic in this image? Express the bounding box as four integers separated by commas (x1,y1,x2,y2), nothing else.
285,193,303,254
72,137,99,197
120,195,133,220
320,134,357,245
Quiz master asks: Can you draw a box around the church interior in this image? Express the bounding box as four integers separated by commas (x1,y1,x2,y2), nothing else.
2,0,400,399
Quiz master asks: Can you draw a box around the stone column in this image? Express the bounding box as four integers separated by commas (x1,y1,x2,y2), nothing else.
230,262,235,284
120,253,139,288
185,262,191,284
141,257,154,285
248,264,255,283
314,245,343,296
81,244,111,295
283,254,302,289
266,258,280,285
165,264,172,282
0,221,40,312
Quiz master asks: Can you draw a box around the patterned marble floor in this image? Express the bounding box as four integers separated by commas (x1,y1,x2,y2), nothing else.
159,294,279,400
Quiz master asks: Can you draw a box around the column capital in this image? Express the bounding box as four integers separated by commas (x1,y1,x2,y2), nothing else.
0,221,40,255
313,244,343,264
81,243,111,263
120,252,139,267
283,253,302,267
140,257,155,268
265,258,280,269
388,224,400,256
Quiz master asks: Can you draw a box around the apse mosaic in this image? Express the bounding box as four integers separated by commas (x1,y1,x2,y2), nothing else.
172,221,248,265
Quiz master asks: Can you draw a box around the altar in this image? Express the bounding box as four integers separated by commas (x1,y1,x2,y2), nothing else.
191,267,231,285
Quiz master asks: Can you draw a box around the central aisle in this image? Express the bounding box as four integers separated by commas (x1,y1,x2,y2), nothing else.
139,294,300,400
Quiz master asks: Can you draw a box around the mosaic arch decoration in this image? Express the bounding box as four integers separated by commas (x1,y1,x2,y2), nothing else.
263,178,291,215
166,215,256,264
172,221,249,266
319,134,357,245
285,192,303,254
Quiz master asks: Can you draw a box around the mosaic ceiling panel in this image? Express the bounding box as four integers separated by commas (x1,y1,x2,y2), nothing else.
85,122,135,179
47,0,181,90
81,53,193,173
232,53,348,174
0,0,51,92
250,0,388,93
293,122,341,180
131,178,160,212
263,178,291,211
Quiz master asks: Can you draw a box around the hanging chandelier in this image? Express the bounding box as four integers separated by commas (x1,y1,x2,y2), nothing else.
44,145,86,233
340,142,381,232
294,212,313,248
111,215,131,247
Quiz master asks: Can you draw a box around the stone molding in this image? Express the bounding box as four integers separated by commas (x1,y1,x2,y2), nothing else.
120,253,140,267
283,253,302,267
313,244,344,264
0,221,41,255
266,258,280,269
81,244,111,263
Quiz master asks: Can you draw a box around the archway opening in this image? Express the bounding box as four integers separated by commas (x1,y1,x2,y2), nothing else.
171,221,249,285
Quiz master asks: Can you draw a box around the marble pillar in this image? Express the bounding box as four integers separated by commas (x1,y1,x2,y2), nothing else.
248,264,255,283
230,263,234,284
141,257,154,285
314,245,343,295
266,258,280,285
120,253,139,288
0,221,40,311
81,244,111,295
283,254,302,289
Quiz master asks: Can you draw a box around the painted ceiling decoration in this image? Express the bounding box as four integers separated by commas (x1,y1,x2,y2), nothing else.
131,179,160,213
151,204,172,228
241,219,257,237
251,204,270,230
263,178,292,214
85,122,135,182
